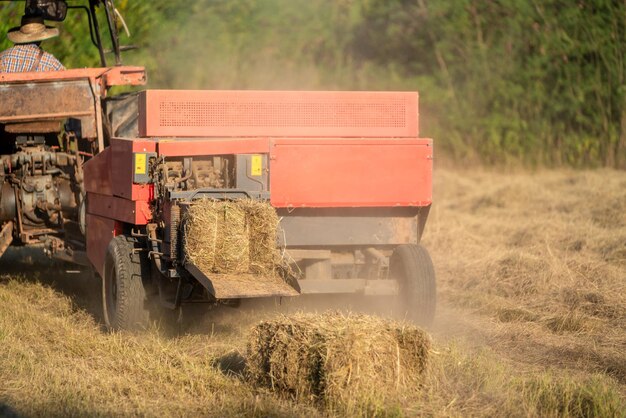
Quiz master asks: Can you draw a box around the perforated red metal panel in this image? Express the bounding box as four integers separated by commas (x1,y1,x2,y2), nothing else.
269,138,433,208
138,90,418,138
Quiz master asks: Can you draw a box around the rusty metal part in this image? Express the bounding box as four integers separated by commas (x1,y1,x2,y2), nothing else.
191,158,226,189
163,161,183,184
0,145,79,229
161,157,229,191
43,236,90,266
156,156,229,190
101,67,146,87
1,150,76,174
57,178,77,215
0,221,13,259
0,111,93,123
173,162,193,184
16,174,73,226
91,78,105,152
146,223,163,270
4,121,62,134
169,204,180,262
0,80,95,125
0,66,146,88
19,228,58,245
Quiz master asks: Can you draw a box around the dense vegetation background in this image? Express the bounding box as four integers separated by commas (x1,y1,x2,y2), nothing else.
1,0,625,168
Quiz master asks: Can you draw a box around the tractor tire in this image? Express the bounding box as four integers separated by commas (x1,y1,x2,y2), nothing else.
390,244,436,326
102,235,150,331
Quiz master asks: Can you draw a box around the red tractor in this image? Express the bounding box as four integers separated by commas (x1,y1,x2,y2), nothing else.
0,0,436,331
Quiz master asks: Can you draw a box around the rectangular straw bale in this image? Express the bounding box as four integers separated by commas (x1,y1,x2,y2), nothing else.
240,199,280,275
184,200,250,274
246,312,431,411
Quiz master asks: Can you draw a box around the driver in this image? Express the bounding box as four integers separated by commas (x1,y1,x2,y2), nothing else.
0,15,65,73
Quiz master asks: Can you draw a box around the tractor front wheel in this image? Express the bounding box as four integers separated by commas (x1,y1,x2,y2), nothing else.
390,244,436,326
102,235,150,331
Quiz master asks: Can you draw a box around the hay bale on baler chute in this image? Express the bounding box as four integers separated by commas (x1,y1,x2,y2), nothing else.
246,312,431,412
240,199,281,275
183,199,281,275
181,199,297,298
183,200,250,274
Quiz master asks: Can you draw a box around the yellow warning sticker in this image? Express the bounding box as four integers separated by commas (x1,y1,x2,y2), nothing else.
251,155,263,176
135,153,147,174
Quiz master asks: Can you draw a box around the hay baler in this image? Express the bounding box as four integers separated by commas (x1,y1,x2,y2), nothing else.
83,90,436,329
0,0,436,331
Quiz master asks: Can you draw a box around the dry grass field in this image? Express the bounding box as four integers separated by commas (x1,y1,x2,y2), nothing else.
0,168,624,417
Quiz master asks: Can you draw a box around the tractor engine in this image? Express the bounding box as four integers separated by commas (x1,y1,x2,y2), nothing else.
0,135,80,240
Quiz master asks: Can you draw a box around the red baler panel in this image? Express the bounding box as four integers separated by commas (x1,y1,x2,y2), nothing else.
86,214,116,277
110,138,156,200
139,90,418,138
83,146,112,195
269,138,432,208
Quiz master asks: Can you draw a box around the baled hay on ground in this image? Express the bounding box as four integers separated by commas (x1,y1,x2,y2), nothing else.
183,200,250,274
246,312,431,412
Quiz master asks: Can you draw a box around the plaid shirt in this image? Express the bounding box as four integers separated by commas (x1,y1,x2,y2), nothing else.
0,43,65,73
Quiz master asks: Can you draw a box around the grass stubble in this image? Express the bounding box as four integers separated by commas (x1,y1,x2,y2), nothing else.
0,169,624,417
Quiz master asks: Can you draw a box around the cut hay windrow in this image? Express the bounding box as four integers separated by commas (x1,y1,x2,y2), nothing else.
246,312,431,412
183,199,280,275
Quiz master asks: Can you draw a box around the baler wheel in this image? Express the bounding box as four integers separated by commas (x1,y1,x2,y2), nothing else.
390,244,436,325
103,235,150,331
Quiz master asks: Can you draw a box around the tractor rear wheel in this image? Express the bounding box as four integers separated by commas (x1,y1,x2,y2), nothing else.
390,244,436,325
103,235,150,331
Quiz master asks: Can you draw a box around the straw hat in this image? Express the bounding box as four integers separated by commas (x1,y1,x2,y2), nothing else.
7,15,59,44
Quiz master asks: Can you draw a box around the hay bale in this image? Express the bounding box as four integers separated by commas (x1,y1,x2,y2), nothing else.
183,200,250,274
246,312,431,412
240,200,280,275
183,199,283,276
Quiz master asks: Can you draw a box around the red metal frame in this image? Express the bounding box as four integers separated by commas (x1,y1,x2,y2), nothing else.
0,66,146,88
